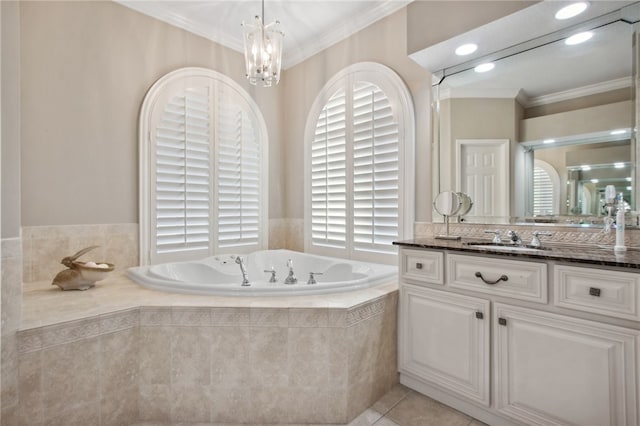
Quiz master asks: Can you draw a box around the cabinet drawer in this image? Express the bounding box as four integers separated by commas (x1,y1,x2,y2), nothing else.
447,254,547,303
554,264,640,321
400,249,444,285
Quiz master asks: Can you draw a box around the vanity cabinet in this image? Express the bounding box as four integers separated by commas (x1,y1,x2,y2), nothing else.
399,285,490,406
494,303,638,426
398,247,640,426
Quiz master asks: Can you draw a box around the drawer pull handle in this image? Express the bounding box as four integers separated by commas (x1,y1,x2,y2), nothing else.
498,317,507,326
474,271,508,285
416,262,423,270
589,287,601,297
475,311,484,320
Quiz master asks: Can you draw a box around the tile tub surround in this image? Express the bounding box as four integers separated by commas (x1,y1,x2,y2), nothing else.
7,275,398,424
22,224,139,283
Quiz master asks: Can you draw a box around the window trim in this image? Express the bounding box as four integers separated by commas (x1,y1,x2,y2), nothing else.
139,67,269,265
303,62,415,263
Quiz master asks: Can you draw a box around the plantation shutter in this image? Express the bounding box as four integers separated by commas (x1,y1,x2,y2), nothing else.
311,88,347,248
145,69,267,264
216,91,261,248
155,87,211,256
352,82,399,254
533,167,554,216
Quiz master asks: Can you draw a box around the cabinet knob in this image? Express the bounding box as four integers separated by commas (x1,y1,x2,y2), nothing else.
589,287,601,297
498,317,507,326
415,262,423,270
475,311,484,319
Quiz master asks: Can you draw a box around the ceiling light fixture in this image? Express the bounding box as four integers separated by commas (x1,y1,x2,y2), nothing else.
242,0,284,87
455,43,478,56
565,31,593,46
474,62,495,73
555,2,589,20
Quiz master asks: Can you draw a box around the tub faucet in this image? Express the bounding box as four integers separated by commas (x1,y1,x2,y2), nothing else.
284,259,297,285
235,256,250,286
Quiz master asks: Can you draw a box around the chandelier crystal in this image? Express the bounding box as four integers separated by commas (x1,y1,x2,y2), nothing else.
242,0,284,87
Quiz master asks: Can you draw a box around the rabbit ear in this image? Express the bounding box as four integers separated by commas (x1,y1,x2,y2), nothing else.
68,245,100,262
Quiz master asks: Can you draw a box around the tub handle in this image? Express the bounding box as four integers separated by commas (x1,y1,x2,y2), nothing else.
308,272,323,285
264,268,277,283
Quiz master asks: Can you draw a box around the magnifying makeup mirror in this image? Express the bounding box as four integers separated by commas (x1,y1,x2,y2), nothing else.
456,192,473,218
434,191,462,240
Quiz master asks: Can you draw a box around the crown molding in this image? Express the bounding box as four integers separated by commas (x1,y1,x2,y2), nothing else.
282,0,412,69
116,0,412,70
438,87,522,101
522,77,632,108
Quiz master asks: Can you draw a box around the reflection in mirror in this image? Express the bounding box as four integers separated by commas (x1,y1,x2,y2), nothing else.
430,3,638,227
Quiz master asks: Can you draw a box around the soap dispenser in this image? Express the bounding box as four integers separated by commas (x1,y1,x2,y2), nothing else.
615,193,626,254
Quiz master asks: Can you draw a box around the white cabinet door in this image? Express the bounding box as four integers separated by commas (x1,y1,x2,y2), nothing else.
399,284,490,406
494,303,639,426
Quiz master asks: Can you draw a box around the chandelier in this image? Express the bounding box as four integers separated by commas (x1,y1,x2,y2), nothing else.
242,0,284,87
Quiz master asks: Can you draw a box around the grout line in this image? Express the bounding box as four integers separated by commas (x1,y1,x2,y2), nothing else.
372,389,411,425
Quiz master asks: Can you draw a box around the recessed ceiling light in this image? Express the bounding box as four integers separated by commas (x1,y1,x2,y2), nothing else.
543,139,555,144
565,31,593,46
611,129,627,135
455,43,478,56
615,163,625,169
555,2,588,20
474,63,495,73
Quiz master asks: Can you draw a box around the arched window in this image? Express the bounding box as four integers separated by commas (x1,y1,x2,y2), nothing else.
533,159,560,216
139,68,268,265
304,62,415,263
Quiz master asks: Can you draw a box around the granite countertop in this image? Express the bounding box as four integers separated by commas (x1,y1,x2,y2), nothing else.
394,238,640,269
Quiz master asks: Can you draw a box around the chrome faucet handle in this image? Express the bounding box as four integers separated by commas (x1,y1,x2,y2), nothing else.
530,231,553,247
484,230,501,244
307,272,323,285
263,268,277,283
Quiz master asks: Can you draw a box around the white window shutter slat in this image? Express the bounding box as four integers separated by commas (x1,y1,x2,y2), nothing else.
351,82,399,254
155,88,211,255
311,89,347,249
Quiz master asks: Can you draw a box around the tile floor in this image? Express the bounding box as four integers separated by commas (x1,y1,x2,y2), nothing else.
134,383,486,426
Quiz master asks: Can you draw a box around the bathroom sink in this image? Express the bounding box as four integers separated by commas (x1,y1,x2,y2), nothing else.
465,242,551,253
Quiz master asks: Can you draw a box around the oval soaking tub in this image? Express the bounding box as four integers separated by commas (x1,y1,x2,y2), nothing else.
128,249,396,296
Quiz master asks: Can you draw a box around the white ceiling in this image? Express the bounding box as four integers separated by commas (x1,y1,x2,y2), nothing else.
116,0,412,69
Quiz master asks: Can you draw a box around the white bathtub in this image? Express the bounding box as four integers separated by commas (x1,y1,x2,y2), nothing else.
127,249,396,296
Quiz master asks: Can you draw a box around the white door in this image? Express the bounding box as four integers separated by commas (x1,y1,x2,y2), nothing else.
399,285,490,406
494,303,639,426
456,139,509,221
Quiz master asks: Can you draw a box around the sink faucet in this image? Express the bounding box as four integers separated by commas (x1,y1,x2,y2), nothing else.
507,230,522,246
284,259,297,285
234,256,250,286
530,231,552,248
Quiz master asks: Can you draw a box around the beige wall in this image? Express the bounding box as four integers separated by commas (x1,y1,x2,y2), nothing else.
19,1,283,226
406,1,536,55
439,97,520,192
281,8,432,222
2,1,20,239
12,1,544,230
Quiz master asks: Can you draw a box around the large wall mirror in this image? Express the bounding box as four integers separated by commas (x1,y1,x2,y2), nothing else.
422,1,640,226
